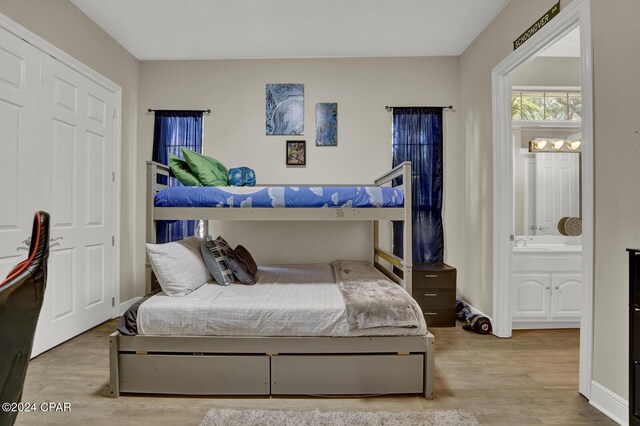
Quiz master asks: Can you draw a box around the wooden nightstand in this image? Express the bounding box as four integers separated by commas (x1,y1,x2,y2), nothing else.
412,263,457,327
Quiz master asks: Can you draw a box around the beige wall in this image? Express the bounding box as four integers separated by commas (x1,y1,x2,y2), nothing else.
460,0,636,401
136,57,464,296
458,0,573,315
0,0,140,301
512,56,581,87
592,0,640,400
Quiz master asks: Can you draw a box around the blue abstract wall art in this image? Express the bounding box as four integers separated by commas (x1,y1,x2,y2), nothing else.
266,83,304,135
316,102,338,146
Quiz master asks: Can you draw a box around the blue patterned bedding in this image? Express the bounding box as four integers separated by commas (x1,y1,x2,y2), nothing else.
155,186,404,208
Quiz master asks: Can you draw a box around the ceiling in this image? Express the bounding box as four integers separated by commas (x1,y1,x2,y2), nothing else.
539,27,581,57
68,0,510,60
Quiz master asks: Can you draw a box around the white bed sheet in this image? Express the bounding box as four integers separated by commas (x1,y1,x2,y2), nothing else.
138,263,427,337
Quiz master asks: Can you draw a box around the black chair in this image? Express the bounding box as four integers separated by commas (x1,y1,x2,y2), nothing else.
0,212,50,426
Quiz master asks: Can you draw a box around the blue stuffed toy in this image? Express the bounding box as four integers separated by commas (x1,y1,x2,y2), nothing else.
228,167,256,187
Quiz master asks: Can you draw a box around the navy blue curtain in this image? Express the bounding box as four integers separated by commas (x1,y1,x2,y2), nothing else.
392,107,444,263
152,111,203,243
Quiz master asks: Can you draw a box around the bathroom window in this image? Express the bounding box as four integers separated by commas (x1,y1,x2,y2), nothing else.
512,90,581,121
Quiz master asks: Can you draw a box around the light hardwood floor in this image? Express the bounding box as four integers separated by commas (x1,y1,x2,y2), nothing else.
15,320,615,425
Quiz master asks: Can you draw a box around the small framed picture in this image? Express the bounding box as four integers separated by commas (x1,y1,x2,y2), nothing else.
286,140,306,166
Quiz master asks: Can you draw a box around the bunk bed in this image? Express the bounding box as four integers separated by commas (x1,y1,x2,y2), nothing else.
109,161,435,399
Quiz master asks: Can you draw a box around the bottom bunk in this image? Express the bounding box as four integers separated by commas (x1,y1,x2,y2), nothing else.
111,261,434,398
109,332,435,399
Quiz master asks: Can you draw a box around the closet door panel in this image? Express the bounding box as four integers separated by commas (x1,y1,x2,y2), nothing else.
32,53,115,356
0,26,41,278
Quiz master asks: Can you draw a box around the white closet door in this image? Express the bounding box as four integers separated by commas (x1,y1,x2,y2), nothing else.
31,54,115,356
0,27,42,276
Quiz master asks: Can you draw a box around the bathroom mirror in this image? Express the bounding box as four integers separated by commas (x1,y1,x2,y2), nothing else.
513,127,581,236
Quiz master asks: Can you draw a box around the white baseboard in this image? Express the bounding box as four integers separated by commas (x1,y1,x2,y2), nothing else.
118,297,142,316
590,380,628,425
461,299,493,322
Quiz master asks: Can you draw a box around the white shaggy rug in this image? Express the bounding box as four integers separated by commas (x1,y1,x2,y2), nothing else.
199,408,479,426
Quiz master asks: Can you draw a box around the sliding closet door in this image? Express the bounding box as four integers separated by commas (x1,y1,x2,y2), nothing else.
32,54,116,356
0,27,42,278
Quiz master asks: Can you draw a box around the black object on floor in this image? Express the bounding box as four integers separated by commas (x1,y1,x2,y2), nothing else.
455,300,492,335
0,211,50,426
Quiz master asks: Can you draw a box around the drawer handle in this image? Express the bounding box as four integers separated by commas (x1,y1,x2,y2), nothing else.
424,312,438,316
424,274,439,278
423,293,438,297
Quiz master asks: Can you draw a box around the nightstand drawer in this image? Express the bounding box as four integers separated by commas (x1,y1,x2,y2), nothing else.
412,271,456,290
421,309,456,327
413,289,455,310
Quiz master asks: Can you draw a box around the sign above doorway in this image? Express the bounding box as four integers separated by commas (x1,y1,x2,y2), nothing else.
513,2,561,50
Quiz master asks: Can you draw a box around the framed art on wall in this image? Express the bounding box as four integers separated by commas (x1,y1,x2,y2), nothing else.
286,140,306,166
316,102,337,146
266,84,304,135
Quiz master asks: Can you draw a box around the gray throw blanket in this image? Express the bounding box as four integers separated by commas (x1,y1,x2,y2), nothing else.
332,260,422,330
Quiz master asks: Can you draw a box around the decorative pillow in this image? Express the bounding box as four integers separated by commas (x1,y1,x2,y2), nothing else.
169,154,202,187
226,245,258,285
200,236,234,286
228,167,256,187
146,236,211,297
181,147,229,186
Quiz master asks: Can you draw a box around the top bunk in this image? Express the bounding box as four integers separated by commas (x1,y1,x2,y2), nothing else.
146,161,411,222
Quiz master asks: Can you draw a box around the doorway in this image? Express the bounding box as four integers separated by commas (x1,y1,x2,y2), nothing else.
491,0,594,398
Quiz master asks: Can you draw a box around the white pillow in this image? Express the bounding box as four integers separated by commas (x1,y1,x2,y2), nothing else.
146,236,212,297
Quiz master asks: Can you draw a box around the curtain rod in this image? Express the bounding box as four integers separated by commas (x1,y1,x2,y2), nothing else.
147,108,211,115
385,105,453,112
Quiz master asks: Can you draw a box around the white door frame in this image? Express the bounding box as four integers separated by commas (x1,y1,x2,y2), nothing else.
491,0,594,398
0,13,122,319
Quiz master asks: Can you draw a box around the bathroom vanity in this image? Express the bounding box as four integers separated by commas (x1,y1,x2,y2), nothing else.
512,238,582,329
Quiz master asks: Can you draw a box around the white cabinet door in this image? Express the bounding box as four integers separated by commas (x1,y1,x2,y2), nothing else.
551,273,582,320
0,27,42,277
535,153,580,235
512,273,551,319
32,54,116,356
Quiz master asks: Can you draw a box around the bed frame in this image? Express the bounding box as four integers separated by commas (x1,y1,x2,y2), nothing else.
109,161,435,399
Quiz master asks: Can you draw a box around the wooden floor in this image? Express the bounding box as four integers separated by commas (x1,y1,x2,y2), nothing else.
15,320,614,426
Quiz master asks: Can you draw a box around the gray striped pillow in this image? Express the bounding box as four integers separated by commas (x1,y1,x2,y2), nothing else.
200,236,234,286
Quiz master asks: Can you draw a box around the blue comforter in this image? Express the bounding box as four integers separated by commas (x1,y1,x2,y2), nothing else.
155,186,404,208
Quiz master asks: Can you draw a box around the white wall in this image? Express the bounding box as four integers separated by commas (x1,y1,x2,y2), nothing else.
0,0,140,301
136,57,463,295
591,0,640,400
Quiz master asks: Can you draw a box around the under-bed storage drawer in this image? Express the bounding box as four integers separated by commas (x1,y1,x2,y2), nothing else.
271,354,423,395
119,354,269,395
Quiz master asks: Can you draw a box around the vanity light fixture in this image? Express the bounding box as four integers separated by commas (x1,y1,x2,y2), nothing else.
528,138,582,153
568,140,582,151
